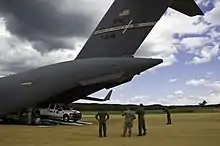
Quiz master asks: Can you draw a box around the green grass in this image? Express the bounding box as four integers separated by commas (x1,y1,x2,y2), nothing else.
1,113,220,146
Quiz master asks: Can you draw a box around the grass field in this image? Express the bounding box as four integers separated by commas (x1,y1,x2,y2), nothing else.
0,113,220,146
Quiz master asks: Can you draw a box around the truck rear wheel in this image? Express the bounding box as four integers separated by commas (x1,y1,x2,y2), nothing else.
63,114,69,122
35,110,40,117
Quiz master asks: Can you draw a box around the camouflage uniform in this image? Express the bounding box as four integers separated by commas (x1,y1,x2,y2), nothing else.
95,111,110,137
136,104,147,136
164,108,171,125
122,108,136,137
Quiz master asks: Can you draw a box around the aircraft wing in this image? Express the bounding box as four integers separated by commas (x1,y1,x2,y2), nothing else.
81,90,113,102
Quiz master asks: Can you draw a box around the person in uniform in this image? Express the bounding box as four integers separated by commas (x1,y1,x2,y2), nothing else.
28,108,33,125
34,110,42,125
95,111,110,137
163,107,171,125
122,107,136,137
136,103,147,136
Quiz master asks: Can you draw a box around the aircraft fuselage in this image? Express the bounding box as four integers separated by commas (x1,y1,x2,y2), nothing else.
0,57,162,117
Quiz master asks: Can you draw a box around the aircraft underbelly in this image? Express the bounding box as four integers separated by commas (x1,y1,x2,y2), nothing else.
43,73,134,104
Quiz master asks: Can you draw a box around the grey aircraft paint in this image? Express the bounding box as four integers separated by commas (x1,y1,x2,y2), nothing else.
0,0,203,117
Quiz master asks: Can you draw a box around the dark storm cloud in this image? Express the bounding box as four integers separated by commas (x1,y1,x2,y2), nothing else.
0,0,94,52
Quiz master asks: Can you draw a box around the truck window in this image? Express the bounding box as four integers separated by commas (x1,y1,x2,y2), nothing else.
49,104,55,109
55,105,62,110
61,104,70,110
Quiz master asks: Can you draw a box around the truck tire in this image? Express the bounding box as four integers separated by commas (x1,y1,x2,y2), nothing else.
63,114,69,122
2,118,9,124
35,110,40,116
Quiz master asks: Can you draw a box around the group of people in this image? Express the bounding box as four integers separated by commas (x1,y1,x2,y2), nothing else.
95,103,171,137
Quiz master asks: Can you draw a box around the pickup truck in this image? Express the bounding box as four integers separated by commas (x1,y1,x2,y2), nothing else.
35,104,82,122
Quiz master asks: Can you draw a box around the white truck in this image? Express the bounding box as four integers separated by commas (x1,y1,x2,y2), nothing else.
35,104,82,122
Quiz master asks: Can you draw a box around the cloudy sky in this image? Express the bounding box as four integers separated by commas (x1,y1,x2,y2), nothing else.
0,0,219,105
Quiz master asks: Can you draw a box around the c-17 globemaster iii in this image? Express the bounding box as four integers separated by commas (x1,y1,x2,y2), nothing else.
0,0,203,120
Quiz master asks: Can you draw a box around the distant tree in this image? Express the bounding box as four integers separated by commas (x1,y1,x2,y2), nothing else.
199,100,207,106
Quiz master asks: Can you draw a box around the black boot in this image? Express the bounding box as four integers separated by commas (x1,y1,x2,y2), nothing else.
143,129,147,135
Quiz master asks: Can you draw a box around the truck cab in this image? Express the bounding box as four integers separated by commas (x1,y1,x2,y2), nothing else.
37,103,82,122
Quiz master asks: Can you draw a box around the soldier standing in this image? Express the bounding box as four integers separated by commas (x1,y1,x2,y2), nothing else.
136,103,147,136
95,111,110,137
28,108,33,125
122,107,136,137
163,107,172,125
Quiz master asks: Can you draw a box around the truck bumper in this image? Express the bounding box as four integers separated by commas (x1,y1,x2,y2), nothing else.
70,113,82,121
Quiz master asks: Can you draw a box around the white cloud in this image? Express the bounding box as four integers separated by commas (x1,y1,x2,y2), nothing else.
163,93,220,105
112,89,205,106
186,79,206,86
174,90,184,95
205,81,220,91
169,78,177,83
184,78,220,104
205,0,220,25
0,18,10,38
181,37,210,49
162,96,200,105
186,78,220,92
155,83,220,105
194,92,220,104
167,90,184,99
185,45,219,65
206,72,213,78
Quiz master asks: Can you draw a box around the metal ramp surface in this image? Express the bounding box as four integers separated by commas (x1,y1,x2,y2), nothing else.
40,118,92,126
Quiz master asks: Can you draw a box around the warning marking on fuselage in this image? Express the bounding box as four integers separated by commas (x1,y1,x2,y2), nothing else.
122,20,133,34
21,82,32,86
94,21,156,35
119,9,130,17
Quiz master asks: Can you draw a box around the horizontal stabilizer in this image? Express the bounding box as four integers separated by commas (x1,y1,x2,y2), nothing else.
170,0,204,16
82,90,113,102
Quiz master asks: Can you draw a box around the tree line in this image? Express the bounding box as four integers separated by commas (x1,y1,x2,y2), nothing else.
69,103,220,112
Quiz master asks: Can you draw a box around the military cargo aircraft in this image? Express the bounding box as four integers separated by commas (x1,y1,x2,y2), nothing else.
0,0,203,119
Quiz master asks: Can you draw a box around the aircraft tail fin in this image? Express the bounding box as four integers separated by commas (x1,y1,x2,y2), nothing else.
170,0,204,16
82,90,113,102
104,89,112,101
75,0,203,59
